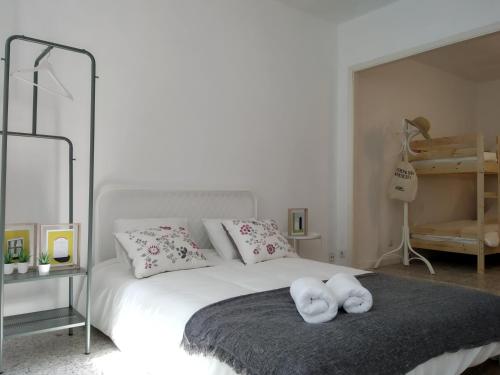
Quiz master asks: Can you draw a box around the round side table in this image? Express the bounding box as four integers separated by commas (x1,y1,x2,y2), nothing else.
283,232,321,255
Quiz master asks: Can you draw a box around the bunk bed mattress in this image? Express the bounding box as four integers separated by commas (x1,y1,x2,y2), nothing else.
412,233,499,248
412,221,499,247
411,152,497,167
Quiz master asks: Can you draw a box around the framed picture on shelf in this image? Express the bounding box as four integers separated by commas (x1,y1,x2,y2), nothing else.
288,208,308,236
39,223,80,269
4,223,36,268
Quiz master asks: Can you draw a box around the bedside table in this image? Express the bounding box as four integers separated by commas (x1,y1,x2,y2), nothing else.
283,232,321,255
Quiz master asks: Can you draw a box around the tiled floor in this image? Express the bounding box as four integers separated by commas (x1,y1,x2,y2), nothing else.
376,252,500,374
3,327,147,375
375,252,500,296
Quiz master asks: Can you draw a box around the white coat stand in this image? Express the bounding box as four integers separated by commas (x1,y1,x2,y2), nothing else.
374,119,435,274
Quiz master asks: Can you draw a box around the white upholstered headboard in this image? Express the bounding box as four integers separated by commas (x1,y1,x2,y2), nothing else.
94,186,257,264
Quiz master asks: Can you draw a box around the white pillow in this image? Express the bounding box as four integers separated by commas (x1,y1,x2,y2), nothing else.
486,202,497,221
222,219,292,265
115,225,208,279
114,239,132,269
113,218,188,268
202,218,246,260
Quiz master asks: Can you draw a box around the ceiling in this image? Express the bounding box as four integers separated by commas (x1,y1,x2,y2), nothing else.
412,31,500,82
275,0,399,23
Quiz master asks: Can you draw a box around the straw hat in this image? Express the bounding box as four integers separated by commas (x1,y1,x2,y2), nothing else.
407,117,431,139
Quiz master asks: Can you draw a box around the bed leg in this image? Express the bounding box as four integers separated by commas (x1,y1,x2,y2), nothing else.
477,257,485,274
477,252,485,274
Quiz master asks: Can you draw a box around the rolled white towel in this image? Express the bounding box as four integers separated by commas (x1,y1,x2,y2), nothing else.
326,273,373,314
290,277,338,324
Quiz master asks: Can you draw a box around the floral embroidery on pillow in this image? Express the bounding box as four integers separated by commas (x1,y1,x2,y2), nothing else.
116,225,208,278
223,219,293,265
148,244,160,255
240,224,253,235
267,244,275,254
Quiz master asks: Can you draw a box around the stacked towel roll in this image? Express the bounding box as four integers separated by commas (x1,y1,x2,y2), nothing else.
326,273,373,314
290,273,373,323
290,277,338,324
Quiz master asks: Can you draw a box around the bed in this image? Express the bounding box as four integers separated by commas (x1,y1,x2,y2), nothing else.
408,134,500,273
411,220,500,252
78,187,500,375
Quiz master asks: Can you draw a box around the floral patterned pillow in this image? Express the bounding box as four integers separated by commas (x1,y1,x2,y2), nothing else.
222,219,293,265
115,225,208,278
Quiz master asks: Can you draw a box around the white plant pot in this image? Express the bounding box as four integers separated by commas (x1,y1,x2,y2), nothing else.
4,263,14,275
38,264,51,276
17,262,29,274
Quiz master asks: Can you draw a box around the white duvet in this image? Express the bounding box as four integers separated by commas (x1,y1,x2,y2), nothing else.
78,255,500,375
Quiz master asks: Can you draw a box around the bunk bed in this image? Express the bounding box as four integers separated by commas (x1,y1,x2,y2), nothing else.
409,134,500,274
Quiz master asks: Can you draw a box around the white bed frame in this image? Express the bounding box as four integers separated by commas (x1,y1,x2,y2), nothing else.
94,186,257,264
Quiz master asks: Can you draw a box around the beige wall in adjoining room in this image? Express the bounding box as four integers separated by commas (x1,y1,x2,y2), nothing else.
476,79,500,210
476,79,500,151
353,58,478,268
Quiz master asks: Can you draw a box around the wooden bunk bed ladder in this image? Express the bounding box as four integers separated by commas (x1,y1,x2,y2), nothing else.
476,133,485,274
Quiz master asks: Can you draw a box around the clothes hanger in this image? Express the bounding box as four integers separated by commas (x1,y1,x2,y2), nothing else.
10,52,74,101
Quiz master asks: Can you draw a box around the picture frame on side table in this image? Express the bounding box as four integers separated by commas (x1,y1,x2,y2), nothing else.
288,208,308,236
39,223,80,269
4,223,36,268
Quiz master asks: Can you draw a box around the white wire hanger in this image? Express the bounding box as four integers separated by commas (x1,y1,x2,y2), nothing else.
10,52,74,101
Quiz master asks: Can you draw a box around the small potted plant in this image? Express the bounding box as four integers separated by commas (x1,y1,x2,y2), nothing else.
4,253,14,275
38,251,51,275
17,251,30,274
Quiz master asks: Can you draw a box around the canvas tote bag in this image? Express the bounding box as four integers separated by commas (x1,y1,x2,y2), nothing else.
389,160,418,202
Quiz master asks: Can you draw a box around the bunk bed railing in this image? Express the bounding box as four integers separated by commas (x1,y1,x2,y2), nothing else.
409,133,478,161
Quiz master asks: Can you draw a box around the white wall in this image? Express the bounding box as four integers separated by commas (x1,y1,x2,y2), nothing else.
476,79,500,151
0,0,16,114
2,0,335,314
335,0,500,266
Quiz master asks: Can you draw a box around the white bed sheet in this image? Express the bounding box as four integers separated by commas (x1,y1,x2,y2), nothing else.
78,256,500,375
411,152,498,167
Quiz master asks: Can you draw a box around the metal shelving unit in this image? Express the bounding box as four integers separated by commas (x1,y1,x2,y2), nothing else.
0,35,97,372
4,307,85,338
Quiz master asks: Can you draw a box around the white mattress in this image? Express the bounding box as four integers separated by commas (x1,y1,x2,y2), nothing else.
485,152,498,162
412,152,497,167
78,255,500,375
412,232,500,248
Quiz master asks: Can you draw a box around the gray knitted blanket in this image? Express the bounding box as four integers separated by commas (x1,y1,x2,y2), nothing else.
181,274,500,375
